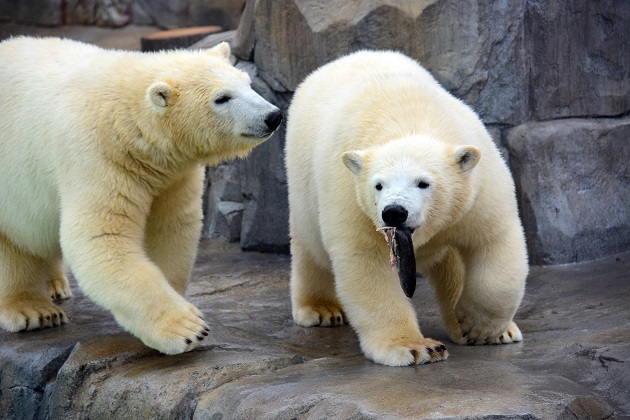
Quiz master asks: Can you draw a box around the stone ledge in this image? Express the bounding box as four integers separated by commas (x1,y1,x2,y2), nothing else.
1,240,628,418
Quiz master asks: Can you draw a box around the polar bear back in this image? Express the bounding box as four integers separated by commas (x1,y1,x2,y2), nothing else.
0,38,123,256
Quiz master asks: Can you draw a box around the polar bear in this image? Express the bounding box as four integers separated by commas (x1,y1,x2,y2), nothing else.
285,50,528,367
0,37,282,354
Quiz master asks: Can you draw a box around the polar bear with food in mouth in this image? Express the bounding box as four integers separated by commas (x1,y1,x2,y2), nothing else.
285,50,527,366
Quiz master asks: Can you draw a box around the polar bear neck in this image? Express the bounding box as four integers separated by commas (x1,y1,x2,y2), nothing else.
76,51,205,190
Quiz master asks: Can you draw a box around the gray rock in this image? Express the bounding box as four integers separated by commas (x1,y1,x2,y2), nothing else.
66,0,132,27
247,0,530,123
506,117,630,265
0,345,75,419
129,0,153,26
210,0,630,261
189,29,237,50
526,0,630,120
1,240,628,418
132,0,245,30
486,125,510,164
204,164,244,241
0,0,62,26
132,0,186,29
230,0,257,60
209,164,243,203
211,201,245,242
239,124,290,253
188,0,245,31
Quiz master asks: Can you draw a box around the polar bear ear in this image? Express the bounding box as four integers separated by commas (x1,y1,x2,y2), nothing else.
453,146,481,172
147,82,174,110
342,151,365,176
209,42,231,61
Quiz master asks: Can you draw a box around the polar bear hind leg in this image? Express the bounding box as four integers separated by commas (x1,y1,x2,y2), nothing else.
47,260,73,301
425,247,467,345
455,225,527,345
0,233,68,331
426,247,523,345
290,238,346,327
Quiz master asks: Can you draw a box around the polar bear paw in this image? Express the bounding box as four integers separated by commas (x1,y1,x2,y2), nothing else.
363,337,449,367
0,296,68,331
457,311,523,345
293,303,347,327
134,301,210,355
48,273,74,301
490,322,523,344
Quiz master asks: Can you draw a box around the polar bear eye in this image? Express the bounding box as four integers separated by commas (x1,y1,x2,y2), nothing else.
214,95,232,105
375,183,383,191
417,181,430,189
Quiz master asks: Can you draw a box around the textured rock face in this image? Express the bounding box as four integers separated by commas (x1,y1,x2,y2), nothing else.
0,0,245,29
526,0,630,119
66,0,132,27
205,0,630,263
0,0,63,26
245,0,530,124
0,241,628,419
507,118,630,264
132,0,245,30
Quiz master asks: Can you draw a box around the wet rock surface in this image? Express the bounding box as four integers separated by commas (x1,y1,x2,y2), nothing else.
1,240,628,419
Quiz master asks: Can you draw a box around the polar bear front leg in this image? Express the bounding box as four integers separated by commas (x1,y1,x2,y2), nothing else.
455,228,527,345
333,250,448,366
145,167,204,295
0,233,68,331
290,238,346,327
60,196,209,355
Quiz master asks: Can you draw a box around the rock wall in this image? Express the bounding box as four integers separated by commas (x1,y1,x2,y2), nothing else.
0,0,245,30
205,0,630,264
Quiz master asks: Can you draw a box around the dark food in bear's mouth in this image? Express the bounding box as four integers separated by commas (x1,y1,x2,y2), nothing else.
378,227,416,298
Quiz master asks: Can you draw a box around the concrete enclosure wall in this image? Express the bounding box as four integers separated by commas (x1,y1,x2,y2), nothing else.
204,0,630,265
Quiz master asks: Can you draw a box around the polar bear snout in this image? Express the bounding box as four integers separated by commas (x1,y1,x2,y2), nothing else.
382,204,408,228
265,110,284,132
233,90,283,139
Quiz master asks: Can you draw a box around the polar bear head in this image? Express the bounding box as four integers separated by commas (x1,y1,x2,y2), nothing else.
342,136,480,236
145,42,282,163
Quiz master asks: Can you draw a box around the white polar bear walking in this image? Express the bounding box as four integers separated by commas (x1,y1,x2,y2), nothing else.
285,50,528,367
0,37,282,354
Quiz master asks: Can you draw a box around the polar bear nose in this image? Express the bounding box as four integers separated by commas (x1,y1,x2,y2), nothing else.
265,110,284,131
382,204,408,227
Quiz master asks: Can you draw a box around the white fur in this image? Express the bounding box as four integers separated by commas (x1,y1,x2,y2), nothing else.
0,37,280,354
285,50,528,367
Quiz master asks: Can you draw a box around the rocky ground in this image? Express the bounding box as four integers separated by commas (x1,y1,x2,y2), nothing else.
1,239,628,419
